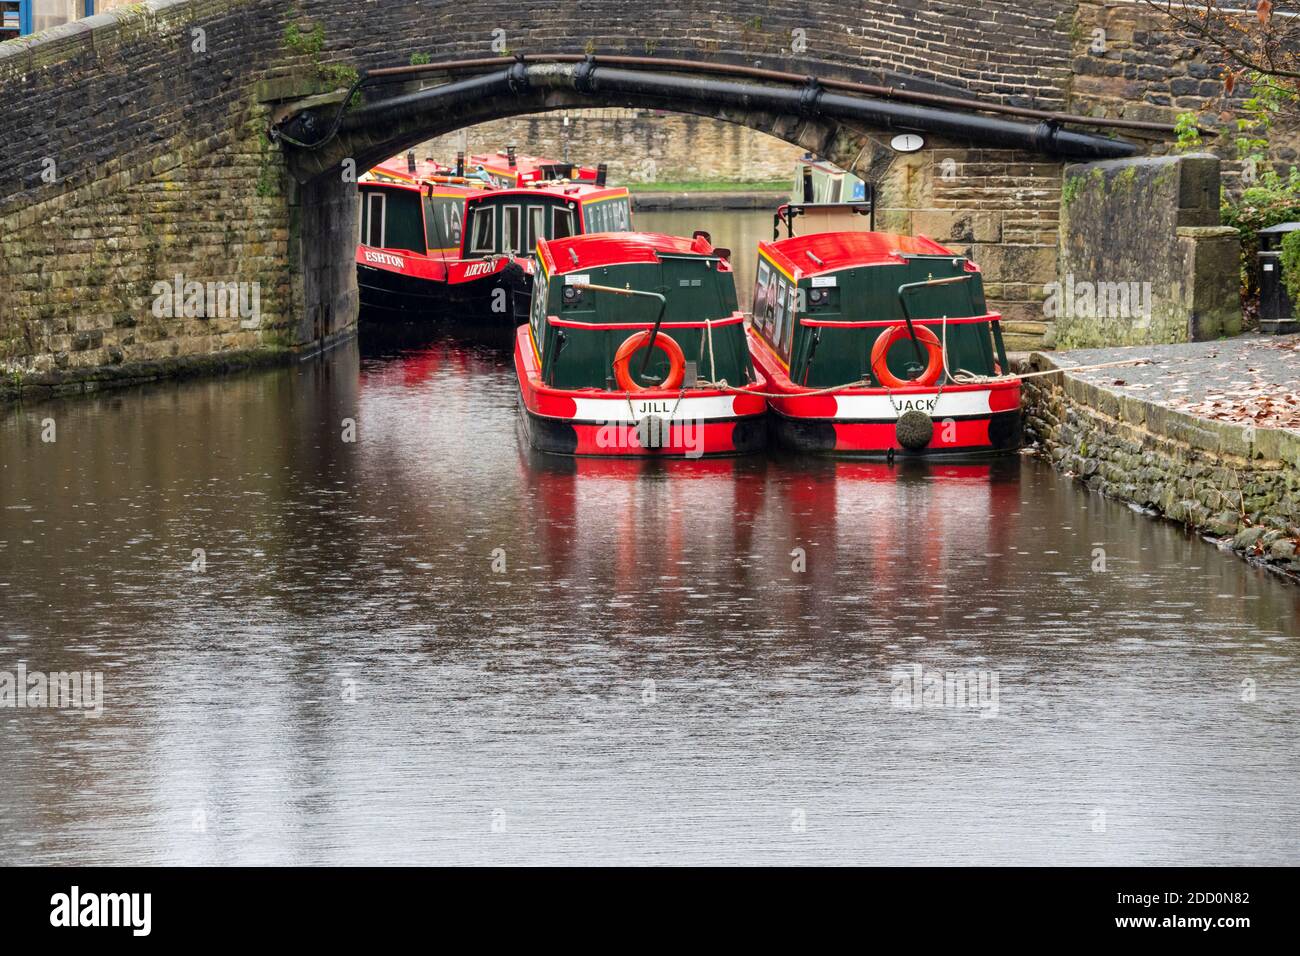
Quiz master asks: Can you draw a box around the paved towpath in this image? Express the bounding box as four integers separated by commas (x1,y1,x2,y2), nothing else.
1040,333,1300,432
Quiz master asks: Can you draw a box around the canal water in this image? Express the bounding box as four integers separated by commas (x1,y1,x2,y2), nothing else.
1,211,1298,865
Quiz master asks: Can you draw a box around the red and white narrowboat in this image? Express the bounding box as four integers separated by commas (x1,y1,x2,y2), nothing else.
749,209,1021,458
516,232,768,457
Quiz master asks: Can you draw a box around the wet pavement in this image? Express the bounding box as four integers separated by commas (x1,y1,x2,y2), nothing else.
1044,333,1300,431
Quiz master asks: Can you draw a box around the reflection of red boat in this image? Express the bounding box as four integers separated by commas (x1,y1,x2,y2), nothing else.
516,232,768,457
356,150,630,330
749,205,1022,458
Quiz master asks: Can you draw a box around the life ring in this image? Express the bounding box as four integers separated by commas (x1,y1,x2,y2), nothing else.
870,324,944,388
613,331,686,392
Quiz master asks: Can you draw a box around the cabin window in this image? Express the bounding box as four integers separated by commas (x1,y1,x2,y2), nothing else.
363,192,385,248
527,207,546,252
761,270,780,338
754,262,772,329
529,280,548,352
423,196,463,253
774,281,789,350
552,206,575,240
581,196,630,234
469,206,496,254
502,206,522,254
392,192,427,252
779,284,797,357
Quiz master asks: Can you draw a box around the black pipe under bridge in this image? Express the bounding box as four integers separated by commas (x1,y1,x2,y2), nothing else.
272,54,1164,182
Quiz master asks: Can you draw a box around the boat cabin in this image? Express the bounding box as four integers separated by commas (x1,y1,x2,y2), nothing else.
752,231,1009,389
529,232,755,390
357,180,632,262
793,156,870,204
461,186,631,259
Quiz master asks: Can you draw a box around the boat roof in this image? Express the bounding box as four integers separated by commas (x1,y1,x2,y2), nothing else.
359,178,486,197
466,184,628,203
369,155,453,183
761,231,964,279
468,151,599,182
538,232,718,275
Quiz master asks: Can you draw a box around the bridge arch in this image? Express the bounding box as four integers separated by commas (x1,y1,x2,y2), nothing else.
0,0,1190,396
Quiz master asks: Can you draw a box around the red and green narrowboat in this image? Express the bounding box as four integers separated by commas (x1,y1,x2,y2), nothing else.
516,232,769,457
356,154,630,329
750,213,1021,458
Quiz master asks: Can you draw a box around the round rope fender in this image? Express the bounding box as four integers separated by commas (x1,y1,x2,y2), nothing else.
870,324,944,388
613,331,686,392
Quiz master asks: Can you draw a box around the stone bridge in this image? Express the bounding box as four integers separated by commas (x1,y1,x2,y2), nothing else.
0,0,1249,396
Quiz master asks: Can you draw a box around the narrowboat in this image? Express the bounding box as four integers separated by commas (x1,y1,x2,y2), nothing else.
464,147,602,188
793,155,870,204
516,232,768,457
750,215,1021,458
356,151,629,329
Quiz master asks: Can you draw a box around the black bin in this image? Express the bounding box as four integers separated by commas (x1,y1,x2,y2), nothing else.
1258,221,1300,333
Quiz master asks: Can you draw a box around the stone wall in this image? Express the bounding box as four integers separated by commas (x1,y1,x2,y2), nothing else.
0,0,1105,396
1023,357,1300,574
1070,0,1300,190
874,148,1064,350
1054,154,1240,348
421,109,802,184
1,0,1293,398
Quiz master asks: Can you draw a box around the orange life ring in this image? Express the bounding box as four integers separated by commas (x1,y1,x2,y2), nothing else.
613,331,686,392
870,324,944,388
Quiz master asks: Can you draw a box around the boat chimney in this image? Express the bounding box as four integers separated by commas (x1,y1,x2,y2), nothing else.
595,163,607,187
455,151,465,177
507,144,517,168
802,165,814,203
407,150,417,174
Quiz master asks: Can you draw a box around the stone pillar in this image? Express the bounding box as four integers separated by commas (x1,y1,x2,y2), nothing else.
288,175,359,352
1053,153,1241,348
1178,225,1243,341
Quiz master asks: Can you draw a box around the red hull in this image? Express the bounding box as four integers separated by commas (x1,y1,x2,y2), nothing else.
514,326,768,458
748,329,1022,457
357,245,532,324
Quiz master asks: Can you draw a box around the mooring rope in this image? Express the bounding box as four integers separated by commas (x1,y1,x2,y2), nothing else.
950,356,1155,384
654,310,1158,399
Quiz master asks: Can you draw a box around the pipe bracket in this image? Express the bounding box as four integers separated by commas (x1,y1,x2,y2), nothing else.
1032,119,1061,154
508,54,530,94
799,76,823,116
575,54,597,94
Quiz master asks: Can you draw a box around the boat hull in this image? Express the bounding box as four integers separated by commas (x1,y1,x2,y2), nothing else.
749,329,1022,458
515,326,768,458
357,252,530,326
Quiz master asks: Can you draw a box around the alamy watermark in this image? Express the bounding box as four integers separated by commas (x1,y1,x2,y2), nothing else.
891,663,999,717
0,664,103,718
1042,274,1152,325
596,416,705,458
151,274,261,329
50,886,150,936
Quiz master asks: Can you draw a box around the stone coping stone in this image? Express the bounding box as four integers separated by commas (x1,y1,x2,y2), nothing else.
631,192,779,211
1029,333,1300,466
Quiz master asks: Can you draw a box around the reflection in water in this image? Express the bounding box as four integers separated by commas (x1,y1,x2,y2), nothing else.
1,321,1298,865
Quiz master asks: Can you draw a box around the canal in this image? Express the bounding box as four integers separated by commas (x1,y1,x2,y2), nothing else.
1,211,1298,865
